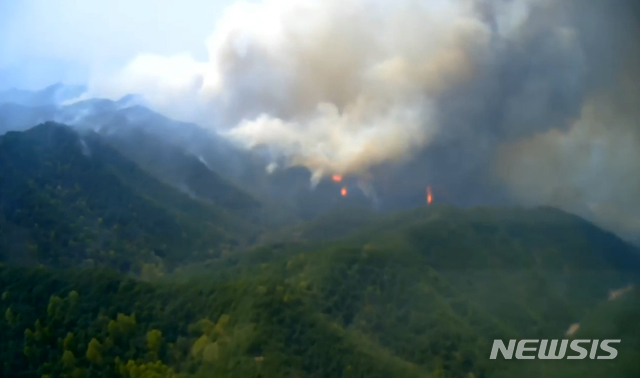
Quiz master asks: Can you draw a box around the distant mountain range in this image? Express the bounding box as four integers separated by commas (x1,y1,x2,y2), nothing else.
0,83,87,108
0,84,374,220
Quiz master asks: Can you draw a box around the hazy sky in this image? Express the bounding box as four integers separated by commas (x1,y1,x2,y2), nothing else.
0,0,236,90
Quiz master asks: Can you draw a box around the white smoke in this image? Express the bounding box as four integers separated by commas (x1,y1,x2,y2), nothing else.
88,0,547,179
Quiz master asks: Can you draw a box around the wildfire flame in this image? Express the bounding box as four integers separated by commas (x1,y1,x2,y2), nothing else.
341,187,348,197
426,186,433,205
332,175,343,182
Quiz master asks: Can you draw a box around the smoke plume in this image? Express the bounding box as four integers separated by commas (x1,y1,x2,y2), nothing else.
91,0,503,176
496,28,640,240
89,0,640,240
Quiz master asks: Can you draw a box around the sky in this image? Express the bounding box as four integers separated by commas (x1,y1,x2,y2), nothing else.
0,0,235,90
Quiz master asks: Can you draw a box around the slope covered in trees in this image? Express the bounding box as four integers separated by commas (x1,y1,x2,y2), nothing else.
0,123,639,377
0,123,261,273
0,98,378,220
1,205,638,377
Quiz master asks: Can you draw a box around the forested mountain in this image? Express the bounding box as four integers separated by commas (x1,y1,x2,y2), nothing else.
1,0,639,374
0,122,261,273
0,205,638,377
90,107,261,212
0,94,366,219
0,117,638,377
0,89,262,206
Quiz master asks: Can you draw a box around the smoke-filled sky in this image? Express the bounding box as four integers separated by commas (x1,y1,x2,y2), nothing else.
2,0,640,240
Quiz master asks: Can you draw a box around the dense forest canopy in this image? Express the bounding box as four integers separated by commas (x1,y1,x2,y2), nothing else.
0,123,638,377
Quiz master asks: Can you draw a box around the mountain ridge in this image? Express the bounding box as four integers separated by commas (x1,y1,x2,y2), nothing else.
0,122,262,272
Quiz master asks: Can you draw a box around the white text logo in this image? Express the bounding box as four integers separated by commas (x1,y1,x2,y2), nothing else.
489,339,620,360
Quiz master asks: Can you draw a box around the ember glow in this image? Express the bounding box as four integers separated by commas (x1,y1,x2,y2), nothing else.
341,187,348,197
427,186,433,205
332,175,343,183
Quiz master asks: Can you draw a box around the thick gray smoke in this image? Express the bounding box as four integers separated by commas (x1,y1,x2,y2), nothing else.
93,0,494,180
495,11,640,240
89,0,640,240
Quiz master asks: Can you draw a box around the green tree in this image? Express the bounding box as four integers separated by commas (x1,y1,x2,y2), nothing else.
61,350,76,369
86,338,103,364
47,295,63,319
63,332,75,350
4,307,17,326
146,329,163,356
107,313,137,340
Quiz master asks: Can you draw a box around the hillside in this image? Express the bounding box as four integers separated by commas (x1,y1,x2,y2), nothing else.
0,96,377,219
0,123,261,272
1,205,637,377
94,112,260,212
0,121,638,377
0,93,260,208
267,206,640,335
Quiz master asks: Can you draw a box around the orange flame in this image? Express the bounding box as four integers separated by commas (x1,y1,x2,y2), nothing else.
332,175,343,182
341,187,348,197
426,186,433,205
